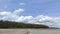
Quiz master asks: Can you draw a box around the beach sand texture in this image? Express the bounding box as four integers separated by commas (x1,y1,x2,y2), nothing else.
0,29,60,34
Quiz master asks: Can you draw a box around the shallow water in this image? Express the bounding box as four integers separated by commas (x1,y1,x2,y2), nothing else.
0,29,60,34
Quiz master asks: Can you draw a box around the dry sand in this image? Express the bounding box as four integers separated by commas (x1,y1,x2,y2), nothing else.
0,29,60,34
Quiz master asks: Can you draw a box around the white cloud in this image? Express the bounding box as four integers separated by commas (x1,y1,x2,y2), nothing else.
0,8,24,21
0,9,60,28
16,16,33,22
15,15,60,28
0,11,11,15
34,15,60,28
16,15,60,28
13,8,24,14
19,3,25,5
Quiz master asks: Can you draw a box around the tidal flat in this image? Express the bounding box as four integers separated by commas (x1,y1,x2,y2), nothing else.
0,29,60,34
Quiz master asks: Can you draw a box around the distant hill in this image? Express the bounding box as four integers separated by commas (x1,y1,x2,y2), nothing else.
0,20,49,28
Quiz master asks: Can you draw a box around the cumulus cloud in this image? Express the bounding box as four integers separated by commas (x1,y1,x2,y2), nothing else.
16,16,33,22
34,15,60,28
13,8,24,14
0,9,60,28
0,11,11,15
0,8,24,21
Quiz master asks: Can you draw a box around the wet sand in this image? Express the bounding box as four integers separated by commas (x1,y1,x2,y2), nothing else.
0,29,60,34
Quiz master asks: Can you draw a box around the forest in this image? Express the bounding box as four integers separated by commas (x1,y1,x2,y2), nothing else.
0,20,49,28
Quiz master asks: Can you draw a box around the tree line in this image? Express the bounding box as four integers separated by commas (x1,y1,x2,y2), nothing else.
0,20,49,28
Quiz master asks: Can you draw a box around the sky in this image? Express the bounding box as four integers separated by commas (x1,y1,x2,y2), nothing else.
0,0,60,28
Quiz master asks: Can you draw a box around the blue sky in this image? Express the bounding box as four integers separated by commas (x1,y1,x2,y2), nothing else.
0,0,60,17
0,0,60,28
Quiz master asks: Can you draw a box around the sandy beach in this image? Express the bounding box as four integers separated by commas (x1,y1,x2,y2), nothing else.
0,29,60,34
